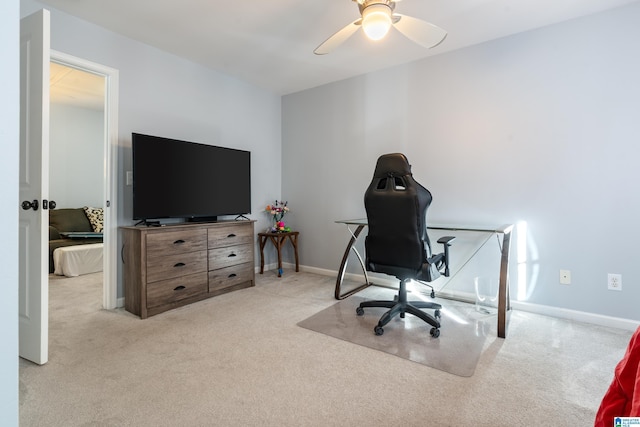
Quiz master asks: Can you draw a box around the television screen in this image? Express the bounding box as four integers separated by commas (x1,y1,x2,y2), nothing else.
132,133,251,221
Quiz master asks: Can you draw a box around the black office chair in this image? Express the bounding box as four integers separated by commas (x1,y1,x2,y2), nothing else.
356,153,455,338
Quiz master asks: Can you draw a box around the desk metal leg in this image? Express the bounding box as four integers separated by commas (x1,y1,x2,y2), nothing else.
497,225,513,338
335,225,371,300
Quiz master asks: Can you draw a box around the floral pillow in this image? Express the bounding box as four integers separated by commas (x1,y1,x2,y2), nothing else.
83,206,104,233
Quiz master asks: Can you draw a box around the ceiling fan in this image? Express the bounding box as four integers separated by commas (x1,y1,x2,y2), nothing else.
314,0,447,55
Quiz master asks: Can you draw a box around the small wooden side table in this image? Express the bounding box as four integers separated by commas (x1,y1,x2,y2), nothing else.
258,231,299,277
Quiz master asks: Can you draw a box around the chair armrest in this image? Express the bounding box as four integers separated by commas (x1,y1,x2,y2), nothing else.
436,236,455,276
437,236,455,245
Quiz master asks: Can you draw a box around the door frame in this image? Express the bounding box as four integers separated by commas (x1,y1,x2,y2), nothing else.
50,50,119,309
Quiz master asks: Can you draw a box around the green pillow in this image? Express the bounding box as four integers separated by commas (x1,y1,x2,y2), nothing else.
49,208,93,233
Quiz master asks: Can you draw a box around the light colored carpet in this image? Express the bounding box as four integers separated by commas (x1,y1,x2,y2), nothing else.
19,270,635,426
298,287,488,377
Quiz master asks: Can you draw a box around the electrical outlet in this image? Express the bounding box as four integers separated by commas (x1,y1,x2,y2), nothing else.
560,270,571,285
607,273,622,291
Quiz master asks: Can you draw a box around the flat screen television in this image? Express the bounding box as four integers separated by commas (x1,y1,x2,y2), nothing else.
132,133,251,222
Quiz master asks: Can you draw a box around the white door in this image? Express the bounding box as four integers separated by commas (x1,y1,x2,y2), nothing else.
19,9,50,365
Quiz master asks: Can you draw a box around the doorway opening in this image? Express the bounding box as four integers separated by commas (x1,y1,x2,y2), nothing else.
49,51,119,310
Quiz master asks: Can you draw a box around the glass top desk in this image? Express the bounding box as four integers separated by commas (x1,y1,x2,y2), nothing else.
334,219,514,338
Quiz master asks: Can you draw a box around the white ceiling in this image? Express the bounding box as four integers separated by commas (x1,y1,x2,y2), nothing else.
50,62,104,110
39,0,638,95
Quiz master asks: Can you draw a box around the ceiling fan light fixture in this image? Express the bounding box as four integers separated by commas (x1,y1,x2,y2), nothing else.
362,4,392,41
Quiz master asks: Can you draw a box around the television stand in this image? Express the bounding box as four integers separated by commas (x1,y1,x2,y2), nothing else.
122,220,255,318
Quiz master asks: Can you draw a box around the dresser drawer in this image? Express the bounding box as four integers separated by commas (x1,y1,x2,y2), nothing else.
208,263,253,292
146,250,208,283
146,272,208,309
208,244,253,270
147,229,207,258
208,225,253,248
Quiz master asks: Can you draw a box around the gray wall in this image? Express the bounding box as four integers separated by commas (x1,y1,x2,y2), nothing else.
2,0,19,424
50,103,104,208
21,0,283,299
282,2,640,322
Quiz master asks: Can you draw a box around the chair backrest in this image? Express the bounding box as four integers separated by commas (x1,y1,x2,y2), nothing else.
364,153,433,279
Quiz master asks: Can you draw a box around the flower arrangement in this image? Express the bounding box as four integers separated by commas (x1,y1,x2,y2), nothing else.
265,200,291,232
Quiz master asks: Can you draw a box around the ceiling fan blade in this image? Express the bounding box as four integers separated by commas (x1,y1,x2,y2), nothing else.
314,19,362,55
393,14,447,49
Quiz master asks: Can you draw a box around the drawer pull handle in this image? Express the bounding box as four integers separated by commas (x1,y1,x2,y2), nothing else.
173,239,185,245
228,273,237,278
227,233,236,238
228,253,236,257
174,262,186,267
174,285,186,291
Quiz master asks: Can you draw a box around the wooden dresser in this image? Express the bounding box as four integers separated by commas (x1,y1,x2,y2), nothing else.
122,220,255,318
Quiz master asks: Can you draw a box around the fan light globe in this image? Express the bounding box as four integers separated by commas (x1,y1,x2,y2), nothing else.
362,4,392,41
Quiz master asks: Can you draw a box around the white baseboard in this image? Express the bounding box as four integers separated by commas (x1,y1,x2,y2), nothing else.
511,301,639,331
285,264,640,332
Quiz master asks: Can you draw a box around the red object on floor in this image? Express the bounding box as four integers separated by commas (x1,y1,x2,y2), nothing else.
594,326,640,426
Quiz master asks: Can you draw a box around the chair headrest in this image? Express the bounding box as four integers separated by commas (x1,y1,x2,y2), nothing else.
372,153,412,178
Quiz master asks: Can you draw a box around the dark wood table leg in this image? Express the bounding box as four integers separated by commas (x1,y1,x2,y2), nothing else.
259,234,268,274
289,233,299,272
269,235,283,277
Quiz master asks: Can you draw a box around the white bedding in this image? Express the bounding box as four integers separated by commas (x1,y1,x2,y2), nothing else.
53,243,103,277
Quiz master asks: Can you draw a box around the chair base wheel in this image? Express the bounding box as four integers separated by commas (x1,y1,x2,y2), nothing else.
430,327,440,338
374,326,384,336
434,309,441,319
356,307,364,316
